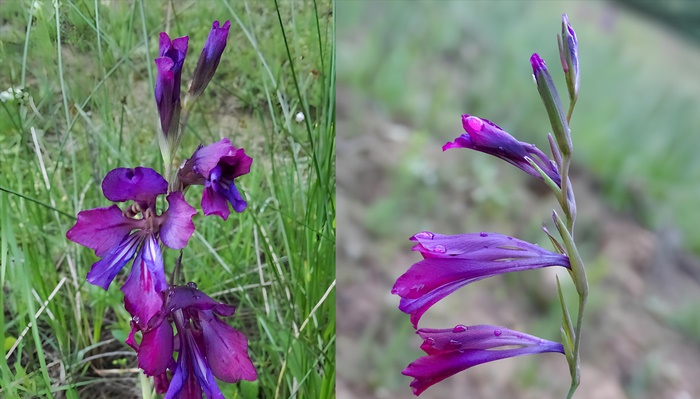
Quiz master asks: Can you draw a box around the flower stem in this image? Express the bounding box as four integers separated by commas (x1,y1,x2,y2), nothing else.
566,292,587,399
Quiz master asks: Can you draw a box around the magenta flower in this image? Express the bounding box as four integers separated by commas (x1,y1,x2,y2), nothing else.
392,231,570,328
127,284,257,398
155,33,189,138
403,324,564,395
444,115,561,186
189,20,231,97
66,167,196,323
178,138,253,220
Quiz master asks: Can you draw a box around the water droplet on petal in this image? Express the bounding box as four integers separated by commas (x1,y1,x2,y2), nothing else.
480,232,488,237
448,339,462,349
494,329,502,336
452,324,468,333
507,236,513,240
498,146,505,152
187,282,198,289
424,337,435,347
133,316,140,323
433,245,446,253
414,232,434,240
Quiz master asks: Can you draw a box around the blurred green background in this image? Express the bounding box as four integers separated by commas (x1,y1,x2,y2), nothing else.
337,1,700,398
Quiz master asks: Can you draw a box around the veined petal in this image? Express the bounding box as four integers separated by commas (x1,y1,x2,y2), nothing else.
86,233,141,290
417,324,557,354
222,182,246,213
444,115,561,186
162,285,235,316
403,339,563,396
192,138,235,178
66,205,137,257
102,167,168,206
140,234,167,293
409,231,562,260
122,240,165,327
199,310,257,382
187,328,225,399
160,192,197,249
137,319,173,376
201,184,230,221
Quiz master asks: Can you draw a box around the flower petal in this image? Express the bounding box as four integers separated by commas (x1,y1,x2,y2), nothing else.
86,233,141,290
398,278,472,329
122,239,165,327
161,285,235,316
187,327,226,399
417,324,556,355
199,311,257,382
201,184,230,221
223,182,246,213
66,205,137,257
137,319,173,376
409,231,559,260
218,147,252,180
101,167,168,206
403,343,563,396
159,191,197,249
192,138,235,178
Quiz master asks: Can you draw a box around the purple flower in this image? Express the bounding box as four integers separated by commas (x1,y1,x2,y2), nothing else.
392,232,570,328
178,138,253,220
403,324,564,395
155,33,189,138
444,115,561,186
66,167,196,324
189,20,231,98
127,284,257,398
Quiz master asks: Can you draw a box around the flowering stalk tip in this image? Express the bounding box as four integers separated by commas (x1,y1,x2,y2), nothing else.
558,14,580,103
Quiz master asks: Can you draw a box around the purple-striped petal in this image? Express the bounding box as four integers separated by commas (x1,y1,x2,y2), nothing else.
137,319,173,376
444,115,561,186
121,241,165,327
86,233,141,290
403,338,563,396
159,191,197,249
417,324,558,354
66,205,139,257
199,311,257,382
201,184,230,221
101,167,168,206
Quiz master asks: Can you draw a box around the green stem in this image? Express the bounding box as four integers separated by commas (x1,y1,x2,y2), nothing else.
566,294,587,399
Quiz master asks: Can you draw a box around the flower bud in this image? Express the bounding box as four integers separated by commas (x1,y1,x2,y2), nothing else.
188,20,231,98
530,53,572,157
558,14,580,102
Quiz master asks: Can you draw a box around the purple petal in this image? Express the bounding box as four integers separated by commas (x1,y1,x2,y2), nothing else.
155,57,177,137
417,325,557,355
223,182,247,213
403,343,563,396
122,240,165,327
409,231,561,260
218,147,252,180
66,205,139,257
398,278,472,329
161,285,235,316
86,233,141,290
137,320,173,376
186,328,226,399
159,192,197,249
192,138,235,178
201,184,230,221
199,311,257,382
444,115,561,186
101,167,168,206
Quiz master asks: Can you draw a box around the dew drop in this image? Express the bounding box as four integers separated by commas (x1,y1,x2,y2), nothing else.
133,316,140,323
414,231,434,240
424,337,435,347
452,324,468,333
433,244,447,253
497,146,505,152
448,339,462,349
466,117,484,132
507,236,513,240
494,329,502,337
187,282,198,289
412,284,425,292
480,232,488,237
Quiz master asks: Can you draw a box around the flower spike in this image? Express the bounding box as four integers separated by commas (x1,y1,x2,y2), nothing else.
189,20,231,98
